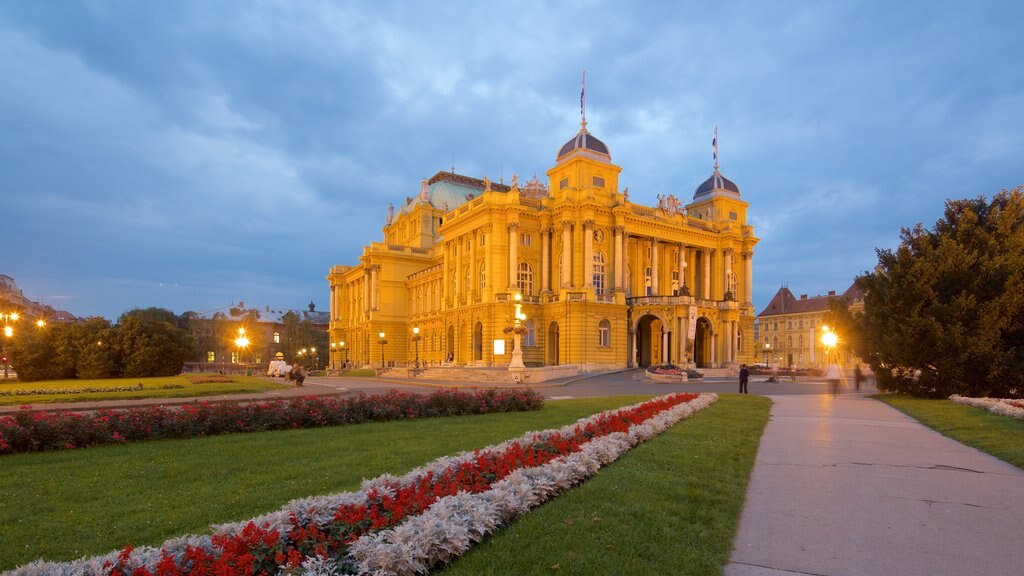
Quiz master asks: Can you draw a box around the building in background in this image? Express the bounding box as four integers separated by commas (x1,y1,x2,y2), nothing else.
184,301,328,371
327,112,759,375
0,274,79,324
756,283,864,369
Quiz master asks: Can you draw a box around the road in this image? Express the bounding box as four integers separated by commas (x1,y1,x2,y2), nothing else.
315,369,879,399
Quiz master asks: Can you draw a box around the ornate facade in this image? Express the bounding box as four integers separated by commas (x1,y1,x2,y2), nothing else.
327,119,758,372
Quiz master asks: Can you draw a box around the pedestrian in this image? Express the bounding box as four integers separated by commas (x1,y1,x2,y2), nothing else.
824,363,841,396
739,363,749,394
289,364,306,387
854,364,864,391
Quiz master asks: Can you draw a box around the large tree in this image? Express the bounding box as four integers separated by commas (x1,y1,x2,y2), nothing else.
115,308,194,377
856,187,1024,397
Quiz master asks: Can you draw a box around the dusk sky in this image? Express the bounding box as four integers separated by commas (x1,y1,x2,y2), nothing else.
2,1,1021,321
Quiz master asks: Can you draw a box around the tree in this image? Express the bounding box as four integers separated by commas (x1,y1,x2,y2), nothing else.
75,317,119,379
115,308,194,377
856,187,1024,397
5,323,59,382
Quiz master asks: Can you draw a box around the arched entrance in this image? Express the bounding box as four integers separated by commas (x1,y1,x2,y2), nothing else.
473,321,483,362
547,322,560,365
446,325,455,362
694,317,713,368
635,314,665,367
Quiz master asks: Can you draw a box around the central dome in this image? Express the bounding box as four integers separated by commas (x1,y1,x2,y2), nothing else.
694,170,741,198
557,127,610,160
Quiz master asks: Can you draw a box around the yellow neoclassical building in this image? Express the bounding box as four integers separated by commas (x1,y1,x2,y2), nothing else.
327,117,758,375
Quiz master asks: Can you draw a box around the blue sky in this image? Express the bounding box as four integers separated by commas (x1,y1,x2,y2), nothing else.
2,0,1021,320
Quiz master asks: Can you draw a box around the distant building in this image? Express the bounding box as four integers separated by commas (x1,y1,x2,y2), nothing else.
0,274,79,325
185,301,328,369
327,112,759,373
756,283,864,369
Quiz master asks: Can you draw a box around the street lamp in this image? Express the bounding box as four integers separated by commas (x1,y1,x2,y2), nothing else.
378,331,388,368
311,347,318,370
820,325,839,364
410,326,421,368
1,312,18,381
763,340,771,365
340,340,348,366
330,341,336,369
504,293,527,370
234,327,250,369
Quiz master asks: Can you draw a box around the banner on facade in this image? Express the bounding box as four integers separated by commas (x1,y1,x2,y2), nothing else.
688,308,697,340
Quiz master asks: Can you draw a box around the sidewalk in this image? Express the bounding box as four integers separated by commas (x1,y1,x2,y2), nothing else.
725,394,1024,576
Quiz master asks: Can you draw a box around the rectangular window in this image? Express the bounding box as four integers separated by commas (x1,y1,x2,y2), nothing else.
231,351,240,364
480,234,486,246
207,351,215,362
521,233,532,247
598,323,610,347
593,176,605,187
559,178,569,189
524,320,536,347
729,211,738,220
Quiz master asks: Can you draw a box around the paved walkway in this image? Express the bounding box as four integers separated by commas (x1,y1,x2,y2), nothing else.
725,393,1024,576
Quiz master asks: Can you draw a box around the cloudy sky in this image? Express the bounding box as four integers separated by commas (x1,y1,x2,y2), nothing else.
2,0,1021,320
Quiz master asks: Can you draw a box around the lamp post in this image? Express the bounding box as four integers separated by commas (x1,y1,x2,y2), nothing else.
821,325,838,365
1,312,18,380
330,342,336,370
763,340,771,365
378,331,388,368
311,347,318,371
410,326,421,368
506,293,527,370
341,340,348,366
234,327,250,371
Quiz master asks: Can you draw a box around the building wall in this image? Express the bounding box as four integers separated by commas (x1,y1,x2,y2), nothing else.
327,126,759,372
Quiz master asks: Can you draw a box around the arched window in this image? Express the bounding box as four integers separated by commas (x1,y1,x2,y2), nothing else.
479,260,486,292
598,319,610,347
645,266,652,295
773,336,779,350
593,251,606,294
518,262,534,295
737,329,742,352
273,332,280,344
464,266,470,297
524,320,536,346
787,336,793,349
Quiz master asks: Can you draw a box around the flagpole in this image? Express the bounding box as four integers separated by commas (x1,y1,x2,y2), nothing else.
581,69,587,130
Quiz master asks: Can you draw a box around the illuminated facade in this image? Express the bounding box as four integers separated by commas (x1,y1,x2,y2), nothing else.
327,118,758,373
756,284,864,369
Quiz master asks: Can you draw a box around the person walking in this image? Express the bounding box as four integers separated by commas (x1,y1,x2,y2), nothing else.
739,364,750,394
824,363,841,396
854,364,864,391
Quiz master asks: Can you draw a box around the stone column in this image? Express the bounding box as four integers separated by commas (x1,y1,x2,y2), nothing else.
703,249,712,300
363,268,370,313
650,238,659,295
724,249,734,299
662,329,670,364
614,226,624,291
745,251,753,303
561,220,572,288
370,265,379,311
541,226,551,293
583,220,594,288
471,230,478,299
508,222,519,290
442,244,450,308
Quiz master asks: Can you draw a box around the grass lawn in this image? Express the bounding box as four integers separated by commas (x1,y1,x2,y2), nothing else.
877,395,1024,469
441,394,771,576
0,394,770,574
0,374,289,406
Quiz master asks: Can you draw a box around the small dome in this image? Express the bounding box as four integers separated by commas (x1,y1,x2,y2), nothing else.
557,128,610,160
694,170,740,198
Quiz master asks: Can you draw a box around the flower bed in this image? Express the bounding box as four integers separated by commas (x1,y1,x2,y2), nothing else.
949,394,1024,420
12,393,717,575
0,383,166,397
0,389,544,455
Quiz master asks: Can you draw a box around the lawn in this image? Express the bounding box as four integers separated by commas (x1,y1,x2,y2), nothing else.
877,395,1024,469
0,374,289,406
0,394,771,574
